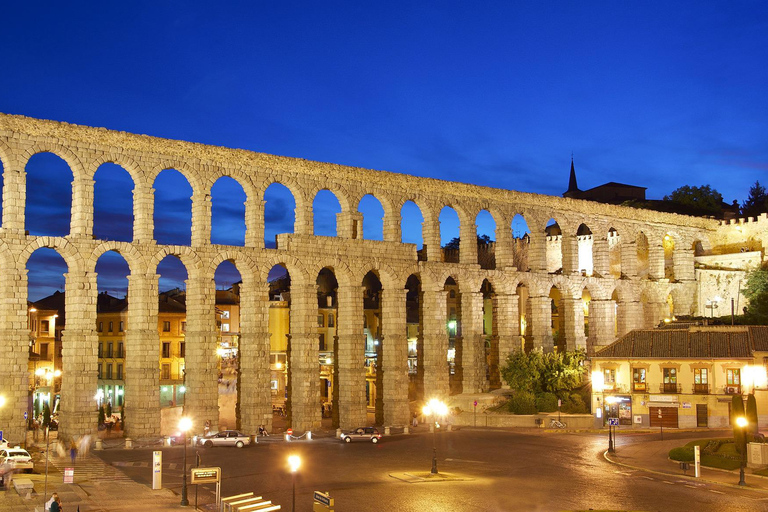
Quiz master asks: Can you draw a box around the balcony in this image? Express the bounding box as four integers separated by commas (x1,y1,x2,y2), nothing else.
693,383,709,394
724,385,742,395
659,383,681,394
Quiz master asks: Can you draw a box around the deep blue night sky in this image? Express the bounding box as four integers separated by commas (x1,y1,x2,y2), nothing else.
2,2,766,300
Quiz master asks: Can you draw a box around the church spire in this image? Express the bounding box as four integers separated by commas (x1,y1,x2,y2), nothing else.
563,155,581,198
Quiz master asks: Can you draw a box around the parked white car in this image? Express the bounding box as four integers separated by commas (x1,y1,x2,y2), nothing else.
197,430,251,448
0,447,33,472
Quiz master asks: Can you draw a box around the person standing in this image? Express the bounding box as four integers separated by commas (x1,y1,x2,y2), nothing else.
70,441,78,466
49,494,62,512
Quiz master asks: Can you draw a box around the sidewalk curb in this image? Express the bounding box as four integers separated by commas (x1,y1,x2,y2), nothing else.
603,450,768,493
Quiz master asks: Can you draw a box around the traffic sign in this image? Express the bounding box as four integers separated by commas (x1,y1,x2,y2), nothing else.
24,411,27,420
608,418,619,426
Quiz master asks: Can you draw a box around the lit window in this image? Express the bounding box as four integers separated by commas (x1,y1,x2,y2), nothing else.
163,321,171,332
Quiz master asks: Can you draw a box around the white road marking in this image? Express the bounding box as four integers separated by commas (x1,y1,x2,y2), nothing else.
709,489,724,494
641,476,655,481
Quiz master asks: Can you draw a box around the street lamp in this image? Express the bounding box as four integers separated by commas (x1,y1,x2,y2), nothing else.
179,417,193,506
422,398,448,474
288,454,301,512
736,416,748,486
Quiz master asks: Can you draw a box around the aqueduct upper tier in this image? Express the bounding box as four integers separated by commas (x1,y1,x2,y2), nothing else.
0,113,719,442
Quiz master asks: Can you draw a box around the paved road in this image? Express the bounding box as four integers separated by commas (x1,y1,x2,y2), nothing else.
95,429,768,511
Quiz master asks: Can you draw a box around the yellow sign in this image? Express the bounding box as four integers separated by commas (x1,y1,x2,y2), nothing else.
190,466,221,484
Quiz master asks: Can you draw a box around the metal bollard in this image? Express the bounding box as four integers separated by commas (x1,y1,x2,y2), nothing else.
125,438,133,450
403,426,409,435
95,439,103,451
384,426,391,436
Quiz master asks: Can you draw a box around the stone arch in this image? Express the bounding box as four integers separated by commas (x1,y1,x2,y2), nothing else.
608,226,622,279
312,188,343,237
17,142,85,178
257,253,309,285
357,193,385,241
476,209,497,269
25,150,75,237
208,250,256,278
543,216,563,273
210,175,247,246
399,199,425,252
576,223,594,276
152,167,194,246
19,238,82,273
636,231,650,279
663,231,677,280
263,179,298,246
88,242,144,275
149,246,202,278
86,153,145,183
93,161,136,242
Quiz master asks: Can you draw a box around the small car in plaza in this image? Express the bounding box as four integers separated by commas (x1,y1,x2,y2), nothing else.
0,447,34,472
340,427,381,443
197,430,251,448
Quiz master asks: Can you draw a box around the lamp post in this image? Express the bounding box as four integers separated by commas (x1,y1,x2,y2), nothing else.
736,416,748,486
422,398,448,474
179,417,192,506
288,454,301,512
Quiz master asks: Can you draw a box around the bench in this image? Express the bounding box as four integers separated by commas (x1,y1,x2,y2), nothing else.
13,478,34,494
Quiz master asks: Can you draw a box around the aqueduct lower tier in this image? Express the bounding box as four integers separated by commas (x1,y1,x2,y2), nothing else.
0,113,717,442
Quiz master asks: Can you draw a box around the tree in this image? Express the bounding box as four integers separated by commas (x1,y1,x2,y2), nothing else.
732,395,746,454
742,181,768,218
442,234,493,250
743,269,768,324
663,185,723,215
500,349,587,395
746,394,759,438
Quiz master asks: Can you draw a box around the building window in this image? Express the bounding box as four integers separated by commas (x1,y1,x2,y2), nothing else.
603,368,616,389
319,333,326,351
328,314,334,327
106,363,113,380
726,368,741,394
116,364,123,380
41,320,50,333
179,342,185,358
162,364,170,380
119,321,124,332
694,368,709,393
221,323,230,332
97,321,103,333
181,321,186,332
162,342,171,359
318,315,325,327
117,342,124,358
163,321,171,332
107,342,113,358
221,310,230,319
97,363,102,379
632,368,645,391
40,343,49,360
109,321,114,332
98,343,103,358
663,368,678,393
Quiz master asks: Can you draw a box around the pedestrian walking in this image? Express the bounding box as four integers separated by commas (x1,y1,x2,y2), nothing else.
70,441,78,465
412,413,418,428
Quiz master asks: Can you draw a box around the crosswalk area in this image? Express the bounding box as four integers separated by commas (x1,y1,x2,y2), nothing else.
47,453,135,483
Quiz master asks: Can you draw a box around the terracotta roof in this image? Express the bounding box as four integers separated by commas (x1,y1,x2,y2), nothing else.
593,328,754,359
750,326,768,351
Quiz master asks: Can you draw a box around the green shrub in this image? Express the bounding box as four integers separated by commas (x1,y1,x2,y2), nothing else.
535,392,558,412
561,393,588,414
508,391,537,415
669,447,694,462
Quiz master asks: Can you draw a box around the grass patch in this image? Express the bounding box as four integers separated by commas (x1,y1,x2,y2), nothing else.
668,438,742,471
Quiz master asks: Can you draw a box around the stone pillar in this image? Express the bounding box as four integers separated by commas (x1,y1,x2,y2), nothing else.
237,277,271,435
673,247,695,281
382,211,401,243
588,299,616,353
494,226,515,269
0,265,30,442
59,271,99,440
528,295,554,352
381,288,409,426
288,283,321,431
183,276,219,433
459,291,486,393
133,183,154,243
562,297,586,351
191,192,212,247
495,293,521,377
423,215,442,262
124,273,161,438
620,239,638,278
294,197,312,236
1,161,25,233
244,198,265,248
421,289,449,399
561,233,579,275
528,232,548,272
70,177,94,238
459,223,479,265
337,211,363,240
336,285,367,429
616,300,643,336
592,232,610,278
648,238,665,280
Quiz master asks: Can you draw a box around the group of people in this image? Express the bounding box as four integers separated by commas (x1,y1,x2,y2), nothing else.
45,492,63,511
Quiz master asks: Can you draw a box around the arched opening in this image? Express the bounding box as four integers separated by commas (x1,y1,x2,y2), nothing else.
577,223,593,276
313,190,341,237
358,194,384,241
94,163,134,242
511,214,530,271
25,153,73,237
362,271,383,423
215,260,242,429
608,227,621,279
545,218,562,273
482,279,500,389
95,251,130,418
666,293,675,321
268,265,290,420
516,282,530,352
316,267,338,427
611,289,620,337
582,288,592,344
405,274,422,401
445,277,462,394
476,210,496,270
637,232,650,279
264,183,295,248
549,286,564,352
401,200,424,255
154,169,192,246
211,176,246,246
664,233,675,280
440,206,461,263
27,248,68,423
157,256,188,411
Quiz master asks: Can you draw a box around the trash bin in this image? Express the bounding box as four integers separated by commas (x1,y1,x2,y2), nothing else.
534,418,543,427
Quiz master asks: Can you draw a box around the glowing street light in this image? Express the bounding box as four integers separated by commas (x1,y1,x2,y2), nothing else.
736,416,748,486
179,417,193,506
422,398,448,474
288,454,301,512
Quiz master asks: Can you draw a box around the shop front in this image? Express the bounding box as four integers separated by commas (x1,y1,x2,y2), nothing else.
603,395,632,426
